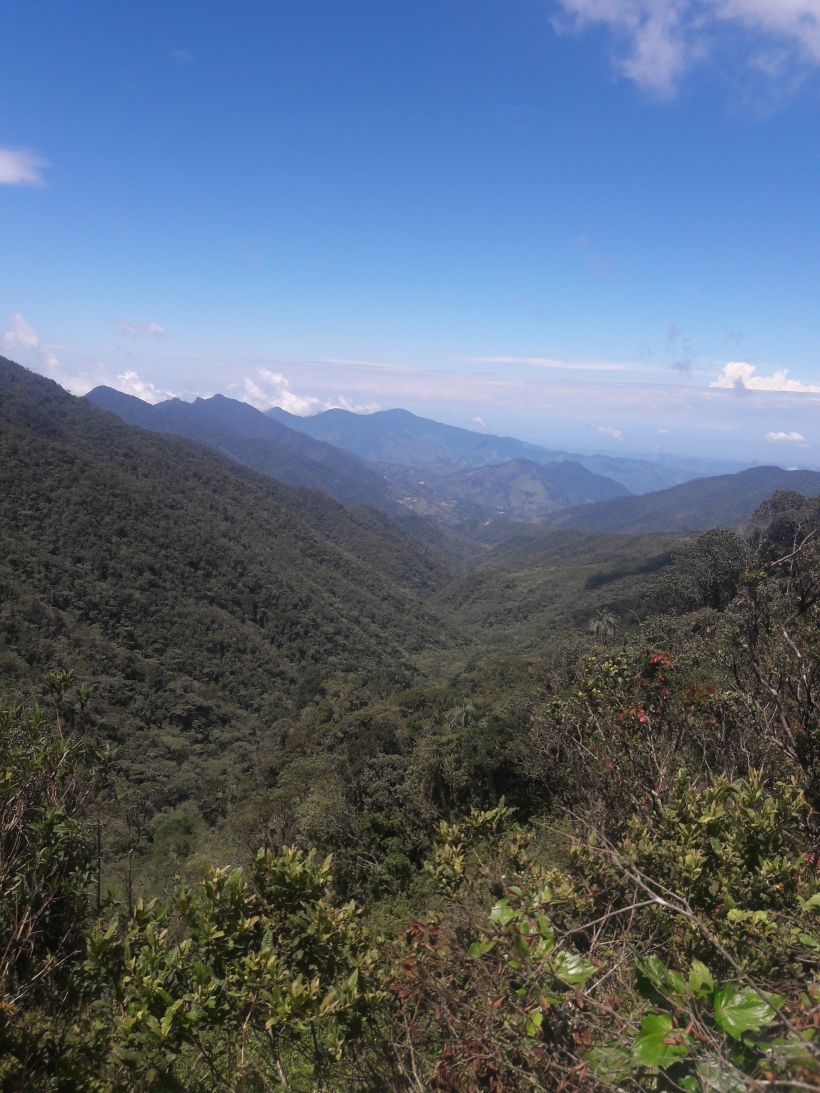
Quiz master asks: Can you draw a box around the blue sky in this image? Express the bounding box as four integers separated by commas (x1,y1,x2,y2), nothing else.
2,0,820,460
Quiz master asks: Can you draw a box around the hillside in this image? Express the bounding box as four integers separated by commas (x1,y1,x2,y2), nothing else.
541,465,820,533
86,386,399,512
378,456,630,524
268,405,755,493
0,358,461,839
426,528,686,659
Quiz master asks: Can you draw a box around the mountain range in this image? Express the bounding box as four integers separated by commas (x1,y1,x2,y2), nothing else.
7,353,820,888
86,387,632,522
86,386,400,512
541,465,820,534
88,388,790,532
267,405,756,494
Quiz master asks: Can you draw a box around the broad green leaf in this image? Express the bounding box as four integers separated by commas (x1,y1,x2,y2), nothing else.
665,968,686,996
490,899,518,927
631,1013,690,1069
534,913,555,949
553,949,596,985
713,986,779,1039
532,886,553,907
800,893,820,912
634,953,669,990
689,959,715,997
468,939,495,959
524,1009,543,1037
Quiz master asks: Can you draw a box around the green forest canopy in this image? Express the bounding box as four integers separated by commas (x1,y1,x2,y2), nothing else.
4,357,820,1091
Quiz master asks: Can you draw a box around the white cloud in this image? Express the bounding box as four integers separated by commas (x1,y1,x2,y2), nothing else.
0,146,48,186
711,361,820,393
112,370,180,404
765,430,808,444
240,368,320,415
596,425,625,441
464,355,641,372
471,416,487,427
322,393,382,414
118,320,168,338
1,313,59,370
554,0,820,93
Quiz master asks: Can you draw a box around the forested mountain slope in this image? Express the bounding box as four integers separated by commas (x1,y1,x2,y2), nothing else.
0,358,458,838
378,456,630,524
268,404,755,493
87,385,399,512
542,464,820,532
428,528,686,653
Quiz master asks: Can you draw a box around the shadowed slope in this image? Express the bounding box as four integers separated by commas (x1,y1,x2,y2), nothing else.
541,466,820,533
87,386,399,512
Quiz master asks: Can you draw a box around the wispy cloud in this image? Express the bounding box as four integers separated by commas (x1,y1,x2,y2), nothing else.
0,146,48,186
554,0,820,94
711,361,820,393
114,370,181,404
322,393,382,414
463,356,641,372
596,424,625,441
471,415,487,427
118,320,168,338
765,430,808,445
1,313,59,369
240,368,320,415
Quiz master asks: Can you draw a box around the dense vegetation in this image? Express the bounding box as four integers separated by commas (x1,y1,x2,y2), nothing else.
267,406,743,494
86,387,401,512
545,465,820,533
5,358,820,1091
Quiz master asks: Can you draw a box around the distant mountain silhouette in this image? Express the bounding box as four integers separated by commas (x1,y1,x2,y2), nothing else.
267,406,755,494
86,387,400,512
541,466,820,533
380,457,631,524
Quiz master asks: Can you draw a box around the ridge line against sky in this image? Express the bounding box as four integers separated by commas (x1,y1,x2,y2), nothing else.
1,1,820,461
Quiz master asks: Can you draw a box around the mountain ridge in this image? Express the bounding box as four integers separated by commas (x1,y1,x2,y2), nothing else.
539,465,820,533
266,405,757,494
86,386,401,512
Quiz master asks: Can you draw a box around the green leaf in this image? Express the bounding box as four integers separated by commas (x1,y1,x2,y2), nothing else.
532,886,553,906
635,953,669,990
490,899,518,927
524,1009,543,1037
586,1044,634,1080
689,959,715,997
665,968,686,996
713,987,779,1039
631,1013,689,1069
696,1058,747,1093
468,939,495,959
553,949,596,985
534,913,555,948
799,893,820,912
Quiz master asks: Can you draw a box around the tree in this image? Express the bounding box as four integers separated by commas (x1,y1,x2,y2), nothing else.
0,673,109,1092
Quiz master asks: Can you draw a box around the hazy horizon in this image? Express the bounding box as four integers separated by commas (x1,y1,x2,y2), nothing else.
3,1,820,463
